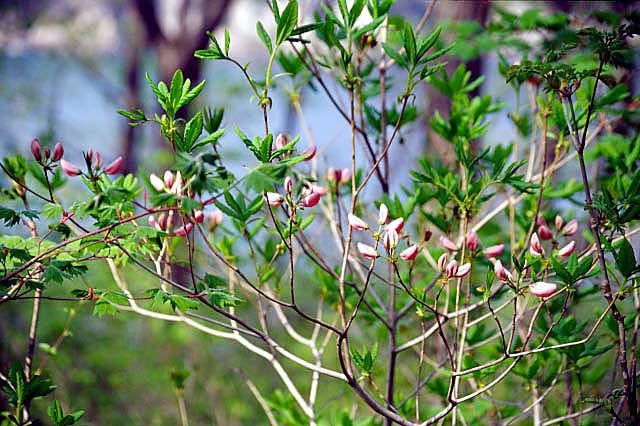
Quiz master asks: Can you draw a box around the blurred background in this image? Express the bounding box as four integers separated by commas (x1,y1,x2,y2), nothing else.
0,1,636,424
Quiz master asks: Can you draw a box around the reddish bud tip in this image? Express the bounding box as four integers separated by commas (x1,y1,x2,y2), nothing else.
104,156,124,175
400,244,419,261
60,159,82,176
52,143,64,162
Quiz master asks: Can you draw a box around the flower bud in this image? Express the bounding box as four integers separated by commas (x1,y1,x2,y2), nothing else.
400,244,419,261
455,263,471,278
311,185,327,195
104,156,123,175
562,219,578,236
52,143,64,162
357,242,378,259
378,203,388,225
538,225,553,240
302,145,316,161
170,171,183,195
445,259,459,278
60,159,82,176
494,260,512,282
529,281,557,298
530,233,545,257
439,235,458,252
274,133,288,151
339,168,351,185
93,151,104,169
300,191,321,208
266,192,284,207
157,213,168,231
557,240,575,259
388,217,404,234
554,215,564,231
150,174,165,192
327,167,339,182
437,253,448,271
536,215,548,227
44,147,50,160
348,213,368,231
466,231,479,251
284,176,293,194
423,229,432,242
30,138,42,161
148,215,159,230
207,210,223,231
164,170,175,189
175,223,194,237
483,244,504,259
193,209,204,224
382,229,399,251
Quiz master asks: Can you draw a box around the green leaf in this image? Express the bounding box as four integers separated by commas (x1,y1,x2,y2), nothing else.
224,28,231,55
182,112,204,152
276,0,298,45
403,23,417,66
257,21,273,54
614,238,637,278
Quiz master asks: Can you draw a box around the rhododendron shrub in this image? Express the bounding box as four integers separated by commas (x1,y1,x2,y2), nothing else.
1,2,639,425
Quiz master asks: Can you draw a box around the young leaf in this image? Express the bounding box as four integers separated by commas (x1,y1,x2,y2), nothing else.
257,21,273,54
276,0,298,46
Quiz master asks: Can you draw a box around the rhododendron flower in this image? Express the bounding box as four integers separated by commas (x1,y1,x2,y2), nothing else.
193,210,204,224
169,171,183,195
207,210,223,231
562,219,578,236
439,235,458,252
157,213,168,231
538,225,553,240
529,282,558,298
388,217,404,234
52,143,64,162
302,145,316,160
400,244,419,261
530,233,545,256
327,167,338,182
150,174,165,192
104,156,124,175
558,240,575,259
357,242,378,259
148,215,160,230
554,215,564,231
483,244,504,259
339,168,351,185
310,185,327,195
60,159,82,176
466,231,479,251
266,192,284,207
30,139,41,161
175,223,194,237
437,253,448,271
445,260,471,278
455,263,471,278
300,191,320,208
536,215,547,227
164,170,175,188
274,133,288,150
284,176,293,194
382,229,398,250
494,260,512,282
378,203,388,225
348,213,368,231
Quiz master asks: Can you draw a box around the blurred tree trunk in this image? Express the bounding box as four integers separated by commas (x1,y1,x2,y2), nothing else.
424,0,490,164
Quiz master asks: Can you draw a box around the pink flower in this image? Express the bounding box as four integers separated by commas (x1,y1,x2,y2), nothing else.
378,203,388,225
437,253,448,271
530,233,545,257
164,170,175,189
193,210,205,224
388,217,404,234
92,151,104,169
175,223,194,237
274,133,288,150
60,159,82,176
327,167,339,182
400,244,419,261
423,229,432,242
562,219,578,236
339,168,351,185
157,213,168,231
456,263,471,278
30,138,41,161
558,240,575,259
348,213,369,231
207,210,223,231
538,225,553,240
284,176,293,194
529,282,558,298
536,215,548,227
494,260,512,282
266,192,284,207
169,171,183,194
554,215,564,231
382,229,399,250
148,215,160,230
483,244,504,259
466,231,479,251
357,242,378,259
300,191,320,208
52,143,64,162
104,156,123,175
150,174,165,192
439,235,458,252
445,260,459,278
310,185,327,195
302,145,316,161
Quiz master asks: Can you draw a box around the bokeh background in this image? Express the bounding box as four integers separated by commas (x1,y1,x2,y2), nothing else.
1,1,637,424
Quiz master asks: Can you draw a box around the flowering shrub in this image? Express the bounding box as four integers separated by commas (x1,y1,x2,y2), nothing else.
1,2,639,425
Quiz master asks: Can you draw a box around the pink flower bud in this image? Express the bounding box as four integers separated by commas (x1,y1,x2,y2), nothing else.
437,253,448,271
538,225,553,240
357,242,378,259
148,215,158,229
311,185,327,196
529,281,558,298
164,170,175,189
302,145,316,161
424,229,432,242
483,244,504,259
554,215,564,231
445,259,458,278
466,231,479,251
30,138,41,161
536,215,548,227
327,167,339,182
558,240,575,259
378,203,389,225
284,177,293,194
44,147,50,160
400,244,419,261
382,229,399,250
93,151,103,169
175,223,194,237
339,168,351,185
60,159,82,176
439,235,458,252
193,209,204,224
157,213,168,231
274,133,288,150
300,191,321,208
207,210,223,231
266,192,284,207
494,260,512,282
562,219,578,236
348,213,368,231
150,174,165,192
455,263,471,278
170,171,183,195
52,143,64,162
388,217,404,234
104,156,123,175
530,233,545,257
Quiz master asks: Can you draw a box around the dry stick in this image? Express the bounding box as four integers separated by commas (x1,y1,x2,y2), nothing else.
562,61,637,423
